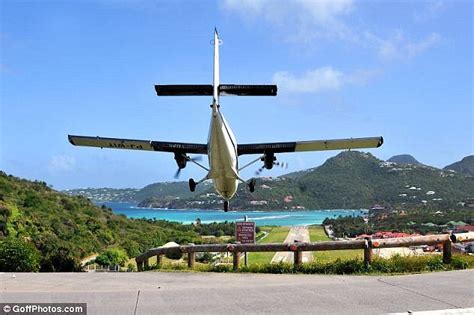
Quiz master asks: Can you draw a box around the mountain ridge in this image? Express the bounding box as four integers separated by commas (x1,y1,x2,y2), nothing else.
444,155,474,177
139,151,474,210
65,152,474,210
387,154,423,166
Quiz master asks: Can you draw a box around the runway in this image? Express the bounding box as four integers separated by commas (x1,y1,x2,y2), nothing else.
271,226,312,264
0,270,472,314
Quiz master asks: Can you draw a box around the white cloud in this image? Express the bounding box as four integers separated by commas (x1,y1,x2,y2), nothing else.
406,33,441,56
273,67,342,93
49,155,76,172
365,31,441,60
222,0,441,59
222,0,354,41
272,66,379,93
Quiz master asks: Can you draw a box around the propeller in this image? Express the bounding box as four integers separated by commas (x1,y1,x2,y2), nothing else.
174,168,183,179
174,155,202,179
255,161,288,176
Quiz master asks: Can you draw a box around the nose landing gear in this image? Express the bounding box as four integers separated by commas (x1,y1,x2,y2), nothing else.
224,200,229,212
248,178,256,193
189,178,196,192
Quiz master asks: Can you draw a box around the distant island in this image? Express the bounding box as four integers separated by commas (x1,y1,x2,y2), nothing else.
64,151,474,211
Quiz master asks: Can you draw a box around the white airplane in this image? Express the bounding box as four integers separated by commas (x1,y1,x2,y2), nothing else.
68,30,383,212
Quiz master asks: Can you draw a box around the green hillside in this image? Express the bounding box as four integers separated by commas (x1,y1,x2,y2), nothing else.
444,155,474,177
133,180,213,202
0,171,200,271
293,151,473,209
139,151,474,210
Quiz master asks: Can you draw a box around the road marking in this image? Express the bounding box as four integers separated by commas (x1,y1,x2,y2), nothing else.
390,308,474,315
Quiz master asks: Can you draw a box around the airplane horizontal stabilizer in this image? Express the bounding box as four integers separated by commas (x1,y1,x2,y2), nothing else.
155,85,213,96
154,84,277,96
219,84,277,96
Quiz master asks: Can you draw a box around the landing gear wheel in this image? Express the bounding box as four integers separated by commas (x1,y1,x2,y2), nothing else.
249,178,256,193
189,178,196,192
223,200,229,212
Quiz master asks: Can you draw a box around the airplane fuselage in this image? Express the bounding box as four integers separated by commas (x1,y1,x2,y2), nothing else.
207,103,239,200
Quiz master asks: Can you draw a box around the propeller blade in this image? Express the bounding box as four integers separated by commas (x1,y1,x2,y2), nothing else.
274,161,289,168
190,156,203,162
174,168,182,179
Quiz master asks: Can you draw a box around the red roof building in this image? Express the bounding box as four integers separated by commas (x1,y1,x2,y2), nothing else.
454,225,474,233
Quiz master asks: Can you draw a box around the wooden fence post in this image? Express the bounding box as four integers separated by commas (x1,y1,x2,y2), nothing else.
233,251,240,271
188,252,196,268
364,238,373,267
137,260,143,272
144,258,149,270
443,241,452,264
156,255,162,268
294,250,302,266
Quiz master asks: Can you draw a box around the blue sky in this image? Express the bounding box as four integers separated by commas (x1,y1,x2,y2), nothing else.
1,0,472,189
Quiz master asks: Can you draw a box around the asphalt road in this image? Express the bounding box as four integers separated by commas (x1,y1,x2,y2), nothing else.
0,270,473,314
271,226,312,264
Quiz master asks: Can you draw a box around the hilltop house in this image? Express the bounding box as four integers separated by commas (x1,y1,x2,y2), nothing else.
369,204,387,218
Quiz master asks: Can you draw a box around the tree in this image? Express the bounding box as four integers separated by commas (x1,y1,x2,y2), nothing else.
121,239,141,258
0,238,41,272
95,248,129,267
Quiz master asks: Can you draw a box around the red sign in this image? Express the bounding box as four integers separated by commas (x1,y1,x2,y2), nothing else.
235,222,256,244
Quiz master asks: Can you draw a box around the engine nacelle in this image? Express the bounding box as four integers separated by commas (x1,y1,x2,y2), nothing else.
262,152,276,169
174,152,187,169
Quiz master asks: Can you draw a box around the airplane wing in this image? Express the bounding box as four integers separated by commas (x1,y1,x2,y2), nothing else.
237,136,383,155
68,135,208,154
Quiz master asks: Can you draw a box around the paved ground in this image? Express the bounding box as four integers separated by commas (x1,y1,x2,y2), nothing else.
0,270,472,314
271,226,312,264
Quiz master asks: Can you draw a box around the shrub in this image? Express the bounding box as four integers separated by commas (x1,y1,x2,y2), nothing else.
95,248,129,267
208,264,232,273
450,255,472,269
0,238,41,272
127,263,136,272
165,249,183,260
196,252,213,263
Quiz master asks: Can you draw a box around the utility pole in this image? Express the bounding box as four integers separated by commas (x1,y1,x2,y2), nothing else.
244,215,248,267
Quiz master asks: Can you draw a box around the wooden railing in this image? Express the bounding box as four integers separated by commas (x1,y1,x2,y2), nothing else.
135,232,474,271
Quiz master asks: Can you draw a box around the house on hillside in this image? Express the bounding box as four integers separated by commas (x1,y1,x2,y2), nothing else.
465,198,474,208
447,221,467,228
283,195,293,203
454,225,474,233
356,231,418,239
368,204,387,217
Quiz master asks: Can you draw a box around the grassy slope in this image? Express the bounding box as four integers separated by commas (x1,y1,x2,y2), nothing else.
0,172,199,271
309,226,363,262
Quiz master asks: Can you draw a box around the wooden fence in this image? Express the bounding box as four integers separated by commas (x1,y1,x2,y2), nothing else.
135,232,474,271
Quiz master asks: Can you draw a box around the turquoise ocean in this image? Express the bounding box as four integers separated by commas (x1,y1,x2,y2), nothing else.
101,202,366,226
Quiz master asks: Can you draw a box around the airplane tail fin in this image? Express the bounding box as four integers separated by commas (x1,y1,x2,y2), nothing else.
213,28,220,102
